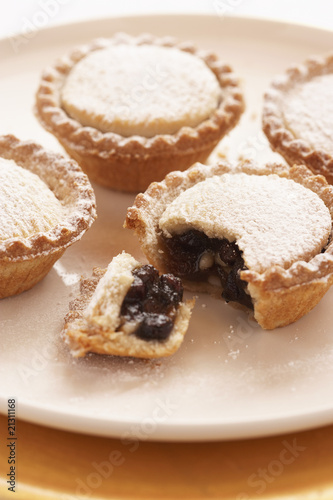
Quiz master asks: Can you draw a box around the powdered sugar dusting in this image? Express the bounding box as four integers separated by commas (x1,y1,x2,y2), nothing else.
0,157,64,241
159,172,331,273
61,44,221,138
283,73,333,155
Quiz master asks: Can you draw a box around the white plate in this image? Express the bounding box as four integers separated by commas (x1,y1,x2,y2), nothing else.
1,14,333,442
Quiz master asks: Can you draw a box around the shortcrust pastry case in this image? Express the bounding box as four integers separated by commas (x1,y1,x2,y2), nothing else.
126,160,333,329
35,33,244,192
263,54,333,183
0,134,96,299
62,253,194,358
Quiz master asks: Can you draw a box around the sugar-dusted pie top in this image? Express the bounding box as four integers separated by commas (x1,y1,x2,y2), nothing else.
0,157,64,241
61,44,221,138
159,172,332,273
282,73,333,156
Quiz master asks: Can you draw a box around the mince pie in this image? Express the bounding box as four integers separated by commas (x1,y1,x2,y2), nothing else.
62,253,194,358
125,160,333,329
263,53,333,183
35,32,244,192
0,134,96,299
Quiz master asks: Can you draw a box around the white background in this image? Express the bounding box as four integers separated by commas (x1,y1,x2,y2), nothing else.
1,0,333,39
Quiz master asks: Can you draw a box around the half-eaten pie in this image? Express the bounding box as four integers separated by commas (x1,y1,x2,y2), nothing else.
62,253,194,358
0,134,96,299
125,160,333,329
263,53,333,183
35,32,244,192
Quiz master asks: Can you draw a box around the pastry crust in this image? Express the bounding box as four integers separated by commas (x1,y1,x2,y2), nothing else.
35,32,244,192
263,53,333,183
125,160,333,329
0,134,97,299
62,253,194,358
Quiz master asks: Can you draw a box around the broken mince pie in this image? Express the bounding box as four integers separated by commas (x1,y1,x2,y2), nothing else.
0,135,96,299
263,53,333,183
35,32,244,192
62,253,194,358
125,160,333,329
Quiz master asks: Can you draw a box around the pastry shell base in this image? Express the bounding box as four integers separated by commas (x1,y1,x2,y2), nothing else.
62,267,194,359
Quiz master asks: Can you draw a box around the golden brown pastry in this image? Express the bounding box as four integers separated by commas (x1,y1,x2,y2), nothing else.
35,33,244,192
62,253,194,358
263,53,333,183
0,134,96,299
125,160,333,329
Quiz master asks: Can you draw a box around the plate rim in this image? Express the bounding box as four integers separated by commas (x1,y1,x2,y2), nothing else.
2,395,333,442
1,11,333,50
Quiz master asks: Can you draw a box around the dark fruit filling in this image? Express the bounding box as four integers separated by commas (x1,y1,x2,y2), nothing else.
162,230,253,309
121,265,183,342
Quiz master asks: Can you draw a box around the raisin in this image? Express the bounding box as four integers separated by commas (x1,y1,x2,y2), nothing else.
123,275,146,302
133,264,159,287
216,264,228,288
159,274,183,306
163,230,211,277
221,265,252,309
218,240,241,266
222,267,242,302
135,314,173,341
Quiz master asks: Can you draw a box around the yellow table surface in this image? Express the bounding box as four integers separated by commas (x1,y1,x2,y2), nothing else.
1,416,333,499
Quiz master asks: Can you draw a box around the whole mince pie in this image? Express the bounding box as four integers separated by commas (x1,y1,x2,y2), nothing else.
125,160,333,329
0,135,96,299
263,53,333,184
62,253,194,358
35,32,244,192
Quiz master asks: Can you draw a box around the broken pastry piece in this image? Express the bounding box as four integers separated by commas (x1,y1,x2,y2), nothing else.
62,253,194,358
125,160,333,329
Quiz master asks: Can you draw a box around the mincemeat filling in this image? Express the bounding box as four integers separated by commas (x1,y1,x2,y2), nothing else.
121,265,183,341
162,229,253,309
